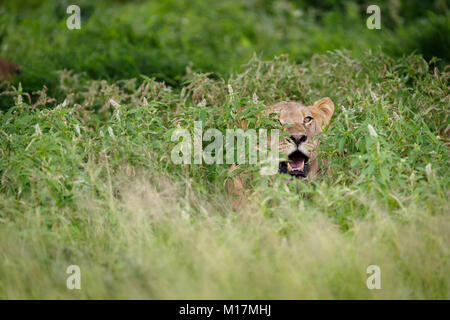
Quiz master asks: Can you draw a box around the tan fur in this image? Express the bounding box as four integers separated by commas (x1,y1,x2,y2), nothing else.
226,97,334,207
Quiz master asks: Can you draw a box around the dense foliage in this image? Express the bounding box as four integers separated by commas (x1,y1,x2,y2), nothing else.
0,0,448,299
1,0,448,102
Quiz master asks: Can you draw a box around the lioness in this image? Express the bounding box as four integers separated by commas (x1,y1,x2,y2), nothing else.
272,97,334,178
227,97,334,205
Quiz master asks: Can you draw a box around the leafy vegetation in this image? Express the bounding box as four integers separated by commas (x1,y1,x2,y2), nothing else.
1,0,448,102
0,0,449,299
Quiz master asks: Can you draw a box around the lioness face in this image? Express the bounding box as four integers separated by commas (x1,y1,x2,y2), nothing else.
271,98,334,178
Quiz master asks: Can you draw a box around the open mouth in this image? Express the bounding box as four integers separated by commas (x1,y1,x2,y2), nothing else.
279,150,310,178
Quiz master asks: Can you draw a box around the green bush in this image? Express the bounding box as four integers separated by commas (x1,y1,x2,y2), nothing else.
0,51,448,298
1,0,447,104
0,0,448,299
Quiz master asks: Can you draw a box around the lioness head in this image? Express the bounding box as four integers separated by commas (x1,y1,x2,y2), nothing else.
270,97,334,178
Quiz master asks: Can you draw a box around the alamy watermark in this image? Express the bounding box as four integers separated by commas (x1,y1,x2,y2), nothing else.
171,121,280,175
66,5,81,30
366,265,381,290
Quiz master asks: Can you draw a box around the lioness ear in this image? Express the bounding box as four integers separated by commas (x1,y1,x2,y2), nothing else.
309,97,334,127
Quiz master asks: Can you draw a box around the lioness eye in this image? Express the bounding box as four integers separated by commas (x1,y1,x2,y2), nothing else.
304,116,313,124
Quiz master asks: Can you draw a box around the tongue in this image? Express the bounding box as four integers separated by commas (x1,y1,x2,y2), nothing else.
289,159,304,169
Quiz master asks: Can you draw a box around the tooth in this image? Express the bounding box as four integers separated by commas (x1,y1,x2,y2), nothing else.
287,163,292,172
299,161,304,171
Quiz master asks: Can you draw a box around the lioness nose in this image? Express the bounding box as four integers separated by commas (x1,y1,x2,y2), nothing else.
290,134,307,145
